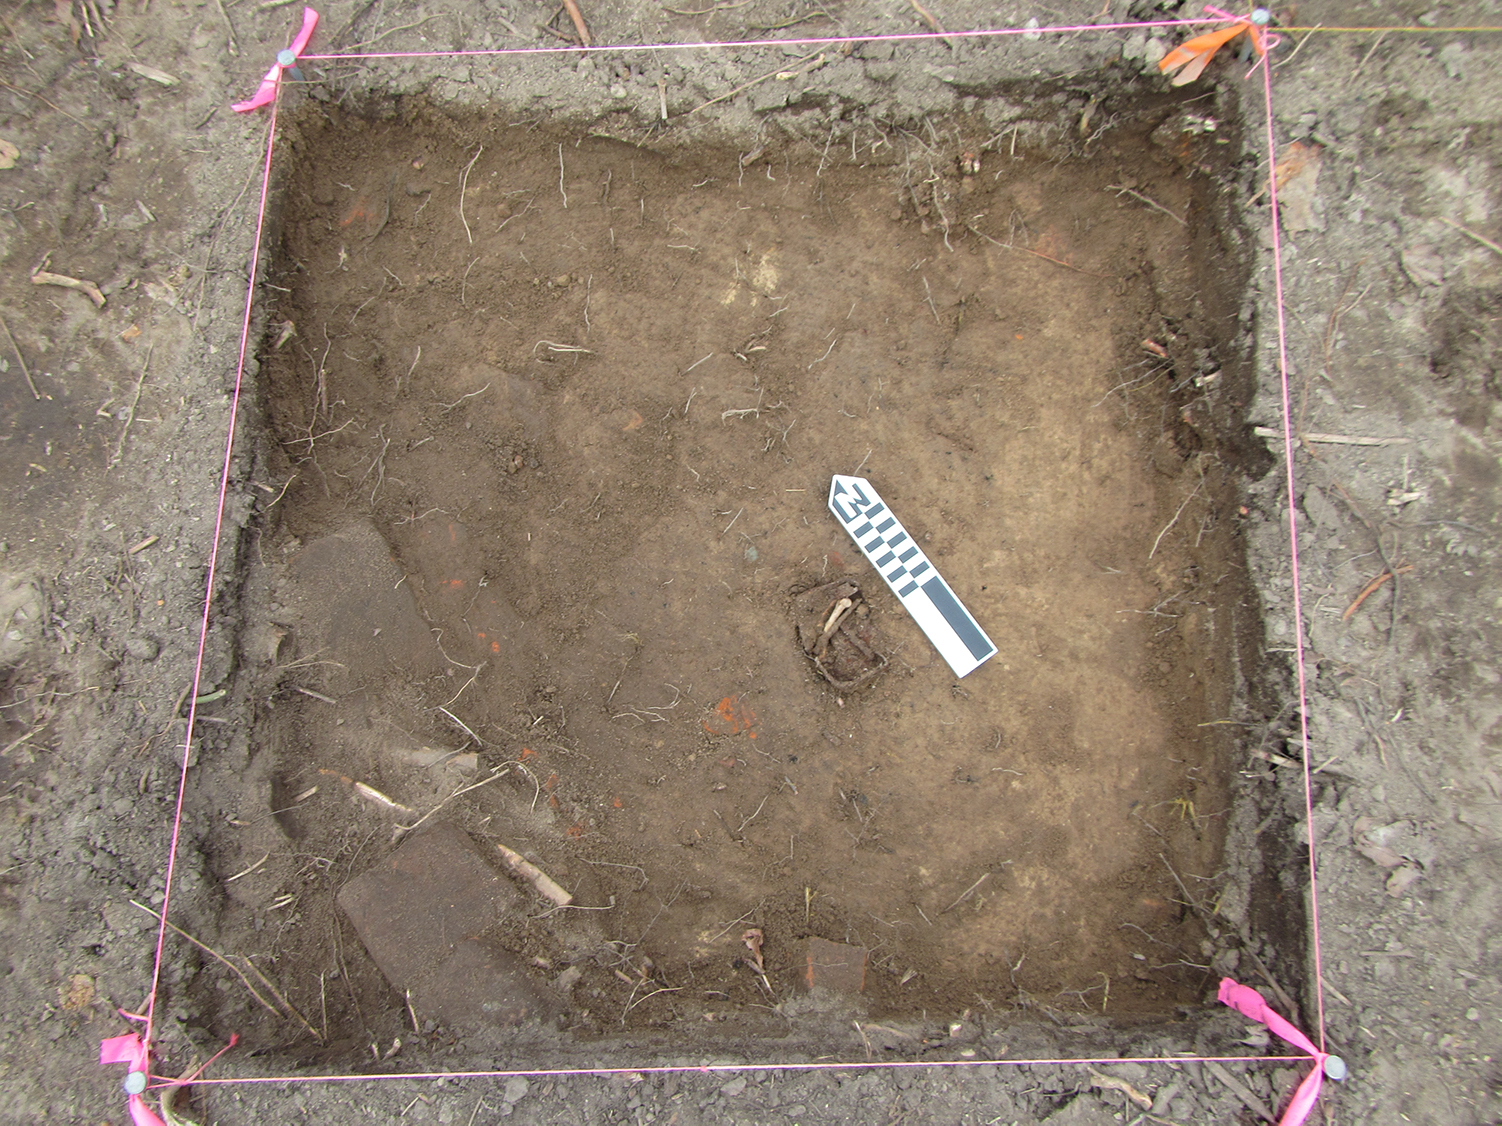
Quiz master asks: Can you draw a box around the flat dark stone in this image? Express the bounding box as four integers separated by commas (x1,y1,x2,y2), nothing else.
337,821,553,1028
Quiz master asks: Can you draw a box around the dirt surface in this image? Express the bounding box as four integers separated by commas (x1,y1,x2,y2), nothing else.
224,96,1252,1048
1,0,1500,1123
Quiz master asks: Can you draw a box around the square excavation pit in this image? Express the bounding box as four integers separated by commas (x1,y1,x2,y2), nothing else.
224,92,1275,1057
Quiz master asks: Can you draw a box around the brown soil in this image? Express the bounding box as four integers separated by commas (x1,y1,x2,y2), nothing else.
210,98,1258,1049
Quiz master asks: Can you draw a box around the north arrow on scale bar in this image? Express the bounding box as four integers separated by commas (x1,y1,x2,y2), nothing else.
827,475,996,678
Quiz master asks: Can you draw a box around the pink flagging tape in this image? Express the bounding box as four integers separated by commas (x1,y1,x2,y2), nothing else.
232,5,318,112
1220,979,1344,1125
99,1013,168,1126
105,7,1344,1116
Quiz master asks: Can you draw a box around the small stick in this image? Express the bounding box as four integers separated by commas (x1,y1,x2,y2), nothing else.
240,955,323,1041
398,345,420,394
493,840,574,906
736,793,771,836
1205,1061,1277,1124
436,705,483,746
406,990,422,1034
624,985,681,1015
921,275,941,324
966,223,1114,278
225,852,269,882
353,781,414,815
664,0,754,13
113,343,153,467
395,767,512,838
1105,184,1186,225
1252,425,1410,446
1148,479,1203,560
438,382,491,413
557,143,568,209
1351,29,1387,78
906,0,957,49
1342,564,1413,622
458,145,483,244
130,900,280,1018
31,269,105,307
690,50,824,113
560,0,592,46
0,315,39,399
128,535,159,554
293,685,337,705
1439,215,1502,258
212,0,240,55
941,870,991,914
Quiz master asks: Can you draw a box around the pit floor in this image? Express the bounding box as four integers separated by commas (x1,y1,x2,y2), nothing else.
238,103,1246,1043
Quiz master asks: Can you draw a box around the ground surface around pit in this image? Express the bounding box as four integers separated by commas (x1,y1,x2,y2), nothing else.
0,0,1498,1124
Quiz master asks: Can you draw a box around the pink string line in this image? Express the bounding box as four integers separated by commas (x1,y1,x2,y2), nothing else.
141,84,284,1050
169,1053,1315,1089
299,16,1239,62
1258,32,1327,1055
131,7,1331,1100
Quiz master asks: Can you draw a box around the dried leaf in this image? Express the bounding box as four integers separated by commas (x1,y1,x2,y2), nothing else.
0,139,18,171
120,324,142,342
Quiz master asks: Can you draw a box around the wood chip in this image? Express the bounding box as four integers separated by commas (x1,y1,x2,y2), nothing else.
0,139,18,170
127,61,180,87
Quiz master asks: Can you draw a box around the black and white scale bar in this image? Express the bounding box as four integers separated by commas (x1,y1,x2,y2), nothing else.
827,475,997,678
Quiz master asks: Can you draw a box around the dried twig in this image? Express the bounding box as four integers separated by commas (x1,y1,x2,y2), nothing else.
113,344,153,468
1106,183,1186,225
561,0,592,46
458,145,483,244
941,870,994,913
1252,425,1410,447
395,767,511,838
493,840,574,906
906,0,957,49
0,315,38,399
1148,478,1204,560
690,50,824,113
1439,215,1502,258
32,269,105,307
130,901,281,1018
1342,564,1413,622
